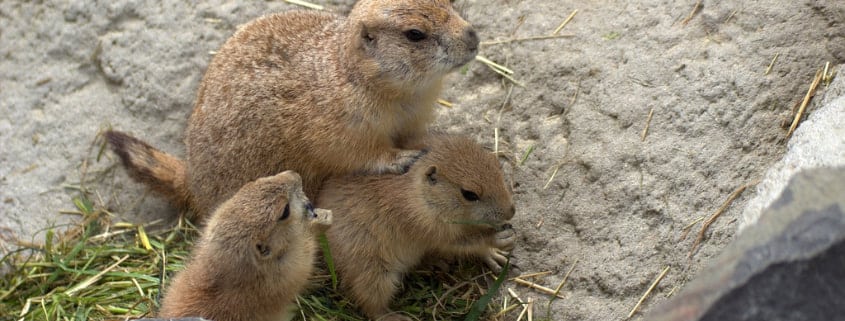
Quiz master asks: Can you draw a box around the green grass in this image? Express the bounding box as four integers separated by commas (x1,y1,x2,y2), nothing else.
0,202,516,321
0,194,197,321
1,132,517,321
1,195,516,321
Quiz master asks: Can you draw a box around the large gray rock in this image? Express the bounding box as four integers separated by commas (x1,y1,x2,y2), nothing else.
739,66,845,231
647,166,845,321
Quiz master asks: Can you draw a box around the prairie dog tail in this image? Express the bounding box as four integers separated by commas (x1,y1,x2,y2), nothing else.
104,130,193,212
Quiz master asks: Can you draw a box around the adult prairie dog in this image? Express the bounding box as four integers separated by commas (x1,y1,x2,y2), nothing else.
317,134,516,321
158,171,332,321
107,0,479,221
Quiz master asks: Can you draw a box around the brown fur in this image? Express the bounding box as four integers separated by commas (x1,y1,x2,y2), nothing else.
107,0,478,220
104,131,192,211
316,134,516,321
158,171,332,321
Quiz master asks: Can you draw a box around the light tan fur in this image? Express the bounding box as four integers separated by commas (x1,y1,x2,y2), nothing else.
158,171,332,321
317,134,516,321
107,0,478,221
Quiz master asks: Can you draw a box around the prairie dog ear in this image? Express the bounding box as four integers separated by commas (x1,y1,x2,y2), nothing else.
425,166,438,185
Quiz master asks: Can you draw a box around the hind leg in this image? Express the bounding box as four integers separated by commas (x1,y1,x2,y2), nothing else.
346,268,409,321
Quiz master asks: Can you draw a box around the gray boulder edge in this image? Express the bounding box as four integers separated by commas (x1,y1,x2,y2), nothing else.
646,166,845,321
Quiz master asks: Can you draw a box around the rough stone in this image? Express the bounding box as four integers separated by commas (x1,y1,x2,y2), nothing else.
647,166,845,321
739,66,845,231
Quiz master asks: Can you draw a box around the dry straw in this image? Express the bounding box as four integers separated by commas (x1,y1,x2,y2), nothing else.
627,266,671,319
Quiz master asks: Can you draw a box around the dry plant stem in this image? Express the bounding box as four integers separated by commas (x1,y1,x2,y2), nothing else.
641,107,655,142
765,53,779,75
786,69,823,140
822,61,835,85
507,287,525,305
553,259,579,295
543,165,561,190
516,304,528,321
480,34,574,46
678,216,705,241
509,15,526,37
552,9,579,35
627,266,670,319
568,81,580,110
681,0,702,25
433,281,470,313
65,255,130,296
724,10,737,23
494,85,515,154
665,285,678,298
527,297,534,321
437,99,454,108
475,56,525,87
512,278,567,299
535,217,544,228
285,0,323,10
513,271,554,279
507,287,528,321
475,55,513,74
688,182,755,258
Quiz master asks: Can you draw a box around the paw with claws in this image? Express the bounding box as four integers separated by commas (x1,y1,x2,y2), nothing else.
484,225,517,272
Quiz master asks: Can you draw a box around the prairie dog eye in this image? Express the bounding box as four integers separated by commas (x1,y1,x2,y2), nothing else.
404,29,427,42
279,204,290,221
461,188,479,201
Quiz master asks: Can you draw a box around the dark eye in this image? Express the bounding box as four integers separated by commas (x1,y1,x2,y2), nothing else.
404,29,427,42
279,204,290,221
461,188,479,201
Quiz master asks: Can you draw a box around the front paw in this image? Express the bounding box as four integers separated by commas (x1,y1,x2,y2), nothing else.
493,224,516,251
482,247,511,273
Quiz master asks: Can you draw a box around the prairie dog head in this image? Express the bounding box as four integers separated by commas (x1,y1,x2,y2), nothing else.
349,0,479,85
411,136,515,232
205,171,332,267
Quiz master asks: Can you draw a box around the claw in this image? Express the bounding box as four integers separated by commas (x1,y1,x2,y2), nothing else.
483,247,511,272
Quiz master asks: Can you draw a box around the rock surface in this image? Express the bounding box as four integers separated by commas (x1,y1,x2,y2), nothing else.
647,166,845,321
739,66,845,231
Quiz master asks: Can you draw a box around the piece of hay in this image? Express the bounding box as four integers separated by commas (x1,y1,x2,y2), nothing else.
552,9,579,35
512,278,566,299
688,181,756,258
627,266,670,319
285,0,323,10
641,107,655,142
764,53,779,75
785,69,823,140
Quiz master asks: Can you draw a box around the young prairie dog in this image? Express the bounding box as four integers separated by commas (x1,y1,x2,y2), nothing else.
317,134,516,321
158,171,332,321
107,0,479,221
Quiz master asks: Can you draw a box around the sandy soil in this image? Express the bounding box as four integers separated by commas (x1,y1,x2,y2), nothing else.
1,1,843,320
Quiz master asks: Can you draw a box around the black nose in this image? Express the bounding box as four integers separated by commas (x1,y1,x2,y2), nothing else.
464,28,479,51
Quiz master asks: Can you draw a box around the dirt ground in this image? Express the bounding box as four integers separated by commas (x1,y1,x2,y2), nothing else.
1,1,843,320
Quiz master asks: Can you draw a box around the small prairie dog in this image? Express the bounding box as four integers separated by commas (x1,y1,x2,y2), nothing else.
317,134,516,321
158,171,332,321
107,0,480,221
